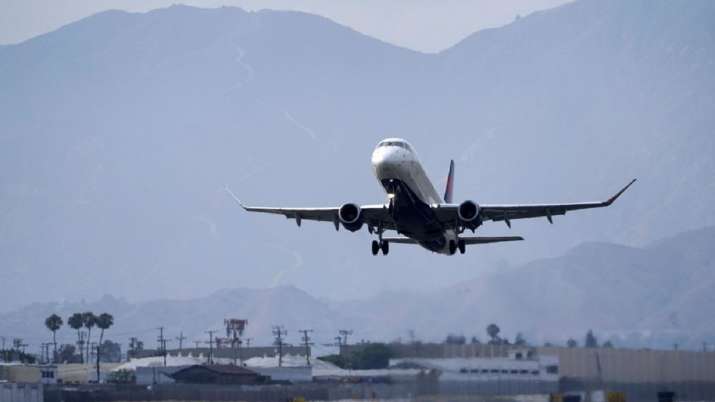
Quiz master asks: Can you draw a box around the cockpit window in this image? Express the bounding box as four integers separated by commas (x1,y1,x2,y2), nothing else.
379,141,411,151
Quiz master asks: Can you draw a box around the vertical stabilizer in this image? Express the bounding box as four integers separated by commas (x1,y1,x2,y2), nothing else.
444,160,455,203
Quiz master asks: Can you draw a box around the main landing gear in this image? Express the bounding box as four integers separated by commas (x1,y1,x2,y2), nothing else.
371,240,389,256
448,239,467,255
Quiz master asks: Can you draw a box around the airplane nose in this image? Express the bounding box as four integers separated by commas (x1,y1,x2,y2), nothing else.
371,146,400,178
371,147,395,167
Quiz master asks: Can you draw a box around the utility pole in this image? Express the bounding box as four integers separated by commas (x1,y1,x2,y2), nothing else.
40,343,49,364
272,326,287,368
244,338,252,348
224,319,248,366
339,330,353,347
338,329,352,355
13,338,28,354
205,330,216,365
1,336,6,351
89,342,97,362
176,332,186,353
157,327,169,367
78,332,86,364
45,343,52,364
193,340,201,352
299,329,314,366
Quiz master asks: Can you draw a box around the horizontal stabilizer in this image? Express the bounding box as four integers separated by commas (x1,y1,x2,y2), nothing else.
462,236,524,244
382,237,419,244
383,236,524,245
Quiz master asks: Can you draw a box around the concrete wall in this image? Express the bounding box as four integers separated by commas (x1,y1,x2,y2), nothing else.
347,343,715,383
0,365,40,383
0,383,43,402
55,363,121,384
539,347,715,382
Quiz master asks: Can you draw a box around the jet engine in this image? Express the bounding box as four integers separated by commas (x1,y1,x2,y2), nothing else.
338,203,363,232
458,200,480,222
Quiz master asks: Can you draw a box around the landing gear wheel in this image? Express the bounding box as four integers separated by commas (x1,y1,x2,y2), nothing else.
448,240,457,255
458,239,466,254
371,240,380,256
380,240,389,255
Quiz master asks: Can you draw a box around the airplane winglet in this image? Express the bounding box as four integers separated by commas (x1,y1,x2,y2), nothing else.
604,178,637,206
224,185,248,210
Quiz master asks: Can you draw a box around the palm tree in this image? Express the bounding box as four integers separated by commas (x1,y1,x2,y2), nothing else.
82,312,97,363
486,323,501,344
95,313,114,382
68,313,84,363
44,314,63,363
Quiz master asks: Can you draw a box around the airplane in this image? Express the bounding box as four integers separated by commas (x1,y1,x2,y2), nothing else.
226,138,636,256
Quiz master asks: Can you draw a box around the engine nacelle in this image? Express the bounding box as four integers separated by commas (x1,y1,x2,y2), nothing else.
457,200,480,222
338,203,363,232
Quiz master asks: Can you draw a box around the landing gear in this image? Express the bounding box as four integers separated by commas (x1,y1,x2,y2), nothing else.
448,240,457,255
371,240,389,256
381,240,389,255
458,239,466,254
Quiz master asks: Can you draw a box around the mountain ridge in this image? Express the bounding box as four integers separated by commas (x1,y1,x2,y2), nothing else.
1,226,713,350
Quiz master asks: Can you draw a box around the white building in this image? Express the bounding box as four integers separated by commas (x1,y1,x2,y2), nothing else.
390,348,559,383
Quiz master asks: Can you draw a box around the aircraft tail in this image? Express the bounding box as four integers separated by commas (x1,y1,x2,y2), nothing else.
444,160,455,203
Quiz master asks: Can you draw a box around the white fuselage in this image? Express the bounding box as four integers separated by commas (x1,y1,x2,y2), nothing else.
370,138,458,254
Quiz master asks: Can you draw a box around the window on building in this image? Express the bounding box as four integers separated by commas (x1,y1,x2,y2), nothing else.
546,365,559,374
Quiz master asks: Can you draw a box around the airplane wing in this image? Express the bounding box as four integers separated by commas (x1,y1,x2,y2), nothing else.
433,179,636,227
225,186,395,230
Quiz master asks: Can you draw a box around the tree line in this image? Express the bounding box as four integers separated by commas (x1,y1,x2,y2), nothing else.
443,324,615,349
42,311,114,382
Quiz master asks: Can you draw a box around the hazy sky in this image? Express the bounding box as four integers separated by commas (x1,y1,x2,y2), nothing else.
1,0,571,52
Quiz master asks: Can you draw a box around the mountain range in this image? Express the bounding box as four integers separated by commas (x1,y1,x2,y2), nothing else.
2,226,713,351
0,0,714,309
